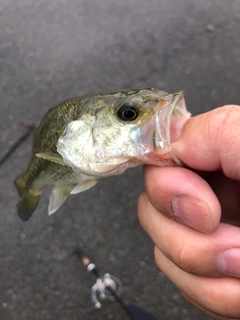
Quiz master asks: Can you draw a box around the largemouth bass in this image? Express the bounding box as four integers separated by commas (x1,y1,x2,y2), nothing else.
14,88,190,221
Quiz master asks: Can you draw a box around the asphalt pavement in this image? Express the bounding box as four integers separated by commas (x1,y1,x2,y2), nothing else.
1,1,240,319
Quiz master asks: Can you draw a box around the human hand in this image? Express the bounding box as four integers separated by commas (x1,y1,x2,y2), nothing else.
138,105,240,319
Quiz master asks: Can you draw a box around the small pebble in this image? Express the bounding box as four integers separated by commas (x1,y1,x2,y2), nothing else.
206,24,214,31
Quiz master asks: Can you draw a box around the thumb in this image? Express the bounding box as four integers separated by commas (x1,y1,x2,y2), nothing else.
172,105,240,180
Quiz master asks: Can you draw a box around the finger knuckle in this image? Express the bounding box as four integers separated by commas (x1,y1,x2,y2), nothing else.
176,241,197,274
206,105,240,149
206,105,240,178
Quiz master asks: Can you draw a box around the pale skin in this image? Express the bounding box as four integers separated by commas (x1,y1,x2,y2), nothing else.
138,105,240,319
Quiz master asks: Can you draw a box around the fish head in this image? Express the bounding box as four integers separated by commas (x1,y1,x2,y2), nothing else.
57,89,190,176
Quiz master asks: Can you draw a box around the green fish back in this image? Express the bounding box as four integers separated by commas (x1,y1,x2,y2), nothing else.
15,97,86,220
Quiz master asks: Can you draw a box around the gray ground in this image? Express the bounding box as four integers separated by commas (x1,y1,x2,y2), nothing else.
0,1,240,319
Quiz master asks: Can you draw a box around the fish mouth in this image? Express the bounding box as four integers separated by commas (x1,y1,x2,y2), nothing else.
153,91,185,152
136,91,190,164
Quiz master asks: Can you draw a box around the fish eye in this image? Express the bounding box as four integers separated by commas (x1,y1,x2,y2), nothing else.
117,104,139,121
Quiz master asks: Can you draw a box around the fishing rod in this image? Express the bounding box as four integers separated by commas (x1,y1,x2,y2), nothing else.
73,248,157,320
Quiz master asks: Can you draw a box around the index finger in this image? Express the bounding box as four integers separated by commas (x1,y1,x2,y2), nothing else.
172,105,240,180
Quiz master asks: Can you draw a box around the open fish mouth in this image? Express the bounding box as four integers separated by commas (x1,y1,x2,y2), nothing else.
135,91,190,165
153,91,186,152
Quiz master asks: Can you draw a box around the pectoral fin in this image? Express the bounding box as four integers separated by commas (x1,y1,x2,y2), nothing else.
48,185,74,215
70,180,99,194
36,152,69,166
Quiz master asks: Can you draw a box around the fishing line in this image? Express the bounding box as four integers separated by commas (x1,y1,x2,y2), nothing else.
0,123,35,167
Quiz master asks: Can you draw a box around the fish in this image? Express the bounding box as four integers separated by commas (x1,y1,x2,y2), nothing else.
14,88,190,221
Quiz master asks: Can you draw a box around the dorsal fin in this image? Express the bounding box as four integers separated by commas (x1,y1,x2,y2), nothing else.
16,188,42,221
14,173,27,197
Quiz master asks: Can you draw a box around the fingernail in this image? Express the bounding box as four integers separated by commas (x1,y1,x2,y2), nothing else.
171,195,213,233
217,249,240,278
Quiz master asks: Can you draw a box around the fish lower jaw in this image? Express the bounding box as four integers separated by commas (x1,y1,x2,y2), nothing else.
137,151,179,167
72,156,133,177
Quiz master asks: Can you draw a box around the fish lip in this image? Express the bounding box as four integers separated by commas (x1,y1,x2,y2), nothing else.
134,91,186,161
